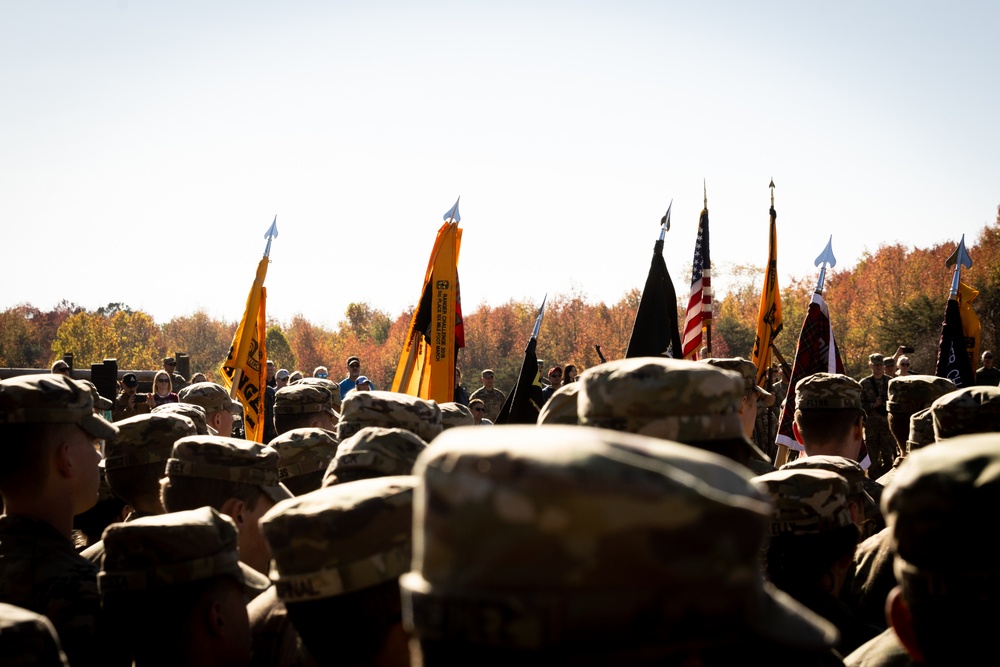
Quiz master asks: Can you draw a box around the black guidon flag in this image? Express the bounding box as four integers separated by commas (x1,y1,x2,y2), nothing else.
625,238,683,358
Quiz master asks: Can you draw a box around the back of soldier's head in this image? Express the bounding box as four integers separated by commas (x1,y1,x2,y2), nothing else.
323,426,428,486
337,390,443,443
260,477,416,665
792,373,864,448
403,425,837,666
883,434,1000,663
930,385,1000,440
780,453,878,535
537,382,580,425
576,358,770,468
886,375,956,448
273,383,338,435
267,427,339,495
105,412,196,508
439,402,474,429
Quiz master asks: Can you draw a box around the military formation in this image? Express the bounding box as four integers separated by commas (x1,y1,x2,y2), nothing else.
2,351,999,666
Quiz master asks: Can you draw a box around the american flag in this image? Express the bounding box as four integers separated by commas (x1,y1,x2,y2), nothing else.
682,208,711,359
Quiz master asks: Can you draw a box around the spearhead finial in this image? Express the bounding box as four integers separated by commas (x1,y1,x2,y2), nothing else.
946,234,973,297
769,179,775,208
443,197,461,223
658,199,672,241
813,235,837,294
703,179,708,210
531,294,547,339
263,216,279,257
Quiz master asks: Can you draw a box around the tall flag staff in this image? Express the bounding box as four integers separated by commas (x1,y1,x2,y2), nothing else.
220,216,278,443
773,235,846,467
681,185,712,359
625,200,683,358
391,198,465,403
935,235,976,388
751,180,783,384
495,295,547,425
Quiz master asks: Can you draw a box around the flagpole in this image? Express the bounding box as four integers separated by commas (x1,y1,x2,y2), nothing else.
229,217,279,400
702,182,712,356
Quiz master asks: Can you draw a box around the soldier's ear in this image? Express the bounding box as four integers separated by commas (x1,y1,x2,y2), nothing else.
219,498,246,528
888,586,924,662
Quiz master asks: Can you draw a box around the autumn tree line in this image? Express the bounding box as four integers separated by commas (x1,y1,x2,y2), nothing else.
4,208,999,392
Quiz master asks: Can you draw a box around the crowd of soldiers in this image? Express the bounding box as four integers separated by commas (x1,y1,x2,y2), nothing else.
2,351,999,666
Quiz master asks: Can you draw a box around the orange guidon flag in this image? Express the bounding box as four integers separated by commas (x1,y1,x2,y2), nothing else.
221,255,269,443
751,198,783,387
392,202,463,403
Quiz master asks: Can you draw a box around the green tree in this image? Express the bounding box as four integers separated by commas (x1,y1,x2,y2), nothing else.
265,324,296,370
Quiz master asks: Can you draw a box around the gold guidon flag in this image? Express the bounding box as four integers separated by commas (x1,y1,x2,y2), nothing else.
958,281,981,372
751,189,783,387
392,200,464,403
221,218,277,443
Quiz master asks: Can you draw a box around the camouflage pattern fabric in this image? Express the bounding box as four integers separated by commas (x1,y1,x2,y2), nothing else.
113,390,151,421
80,380,114,411
167,434,292,503
0,374,118,440
884,433,1000,596
152,401,211,435
323,426,428,487
439,402,474,429
703,356,775,405
267,427,339,481
886,375,955,415
860,373,893,477
104,412,197,470
0,602,69,667
291,377,343,415
170,371,188,395
401,424,837,651
274,384,337,417
796,373,864,411
537,382,580,425
261,476,416,602
336,390,443,443
906,407,935,452
780,454,878,533
930,385,1000,440
468,386,505,423
753,468,853,536
178,381,241,415
99,506,270,594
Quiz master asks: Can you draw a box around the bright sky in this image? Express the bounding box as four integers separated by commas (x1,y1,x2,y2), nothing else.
3,2,998,329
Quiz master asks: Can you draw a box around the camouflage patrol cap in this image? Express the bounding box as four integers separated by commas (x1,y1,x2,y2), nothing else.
337,390,443,443
0,603,69,667
577,358,767,461
291,377,343,414
907,407,936,452
884,433,1000,592
98,506,270,595
780,454,873,504
401,425,837,650
274,384,337,418
537,382,580,425
166,434,292,503
177,382,240,415
105,413,197,470
703,357,774,406
268,427,339,481
439,402,474,429
794,373,863,411
323,426,428,486
261,476,416,602
81,380,114,411
886,375,956,415
0,374,118,440
753,468,853,536
151,402,211,435
931,386,1000,440
869,353,884,364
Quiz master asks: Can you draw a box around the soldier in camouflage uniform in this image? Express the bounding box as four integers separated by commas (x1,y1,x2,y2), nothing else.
99,506,269,667
268,427,339,495
577,357,774,474
792,373,867,466
178,381,242,439
163,356,188,394
160,434,292,575
846,434,1000,666
402,425,841,666
754,468,881,656
291,376,343,416
439,401,474,429
879,375,955,486
80,411,198,564
703,356,775,443
0,602,70,667
337,389,443,443
0,374,126,666
273,383,338,436
469,369,506,422
323,426,428,486
860,354,893,479
780,454,879,540
251,476,416,667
